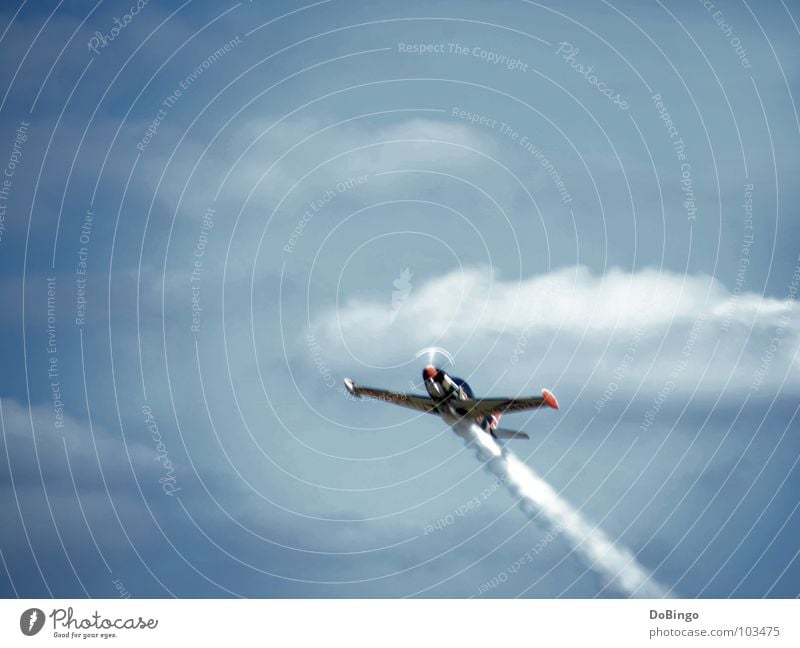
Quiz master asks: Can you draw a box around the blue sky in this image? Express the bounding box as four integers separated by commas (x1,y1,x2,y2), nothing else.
0,0,799,598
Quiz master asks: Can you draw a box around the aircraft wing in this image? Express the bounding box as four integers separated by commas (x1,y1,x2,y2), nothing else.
343,378,439,414
456,389,559,418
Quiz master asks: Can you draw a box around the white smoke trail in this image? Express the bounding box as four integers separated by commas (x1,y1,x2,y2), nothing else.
454,421,671,598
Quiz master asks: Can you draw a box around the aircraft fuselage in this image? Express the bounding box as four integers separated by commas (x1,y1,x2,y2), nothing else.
422,366,499,433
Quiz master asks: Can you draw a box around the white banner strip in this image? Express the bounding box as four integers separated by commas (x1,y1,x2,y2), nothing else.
1,599,797,647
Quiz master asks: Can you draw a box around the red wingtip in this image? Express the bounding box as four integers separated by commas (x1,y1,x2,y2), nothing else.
541,388,559,410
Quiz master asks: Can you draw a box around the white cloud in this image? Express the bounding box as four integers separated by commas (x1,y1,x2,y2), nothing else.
312,265,799,395
203,115,499,212
0,398,164,492
326,265,791,337
0,397,180,553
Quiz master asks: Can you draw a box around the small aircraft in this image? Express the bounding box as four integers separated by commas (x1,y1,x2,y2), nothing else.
343,366,559,440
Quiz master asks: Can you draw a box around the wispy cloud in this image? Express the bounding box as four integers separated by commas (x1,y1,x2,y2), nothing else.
315,265,799,394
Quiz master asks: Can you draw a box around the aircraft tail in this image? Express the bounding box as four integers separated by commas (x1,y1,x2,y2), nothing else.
491,428,530,440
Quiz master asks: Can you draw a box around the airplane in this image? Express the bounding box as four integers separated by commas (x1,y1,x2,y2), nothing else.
343,365,559,440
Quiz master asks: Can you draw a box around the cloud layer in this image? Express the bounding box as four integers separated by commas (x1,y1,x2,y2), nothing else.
314,265,799,397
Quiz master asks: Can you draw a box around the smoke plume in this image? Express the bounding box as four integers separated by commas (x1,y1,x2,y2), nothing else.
455,421,671,598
